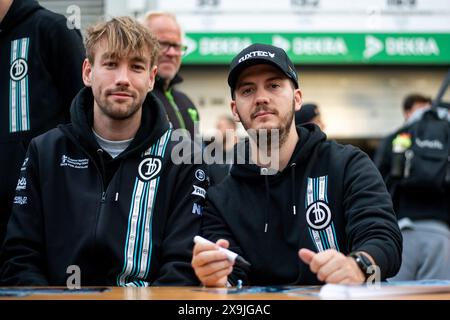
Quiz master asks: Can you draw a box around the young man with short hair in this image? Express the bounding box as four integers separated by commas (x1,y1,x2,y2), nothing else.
0,17,206,286
192,43,402,287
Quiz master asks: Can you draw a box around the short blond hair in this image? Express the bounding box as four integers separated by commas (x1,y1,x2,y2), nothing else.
143,11,178,25
85,16,159,67
142,11,184,39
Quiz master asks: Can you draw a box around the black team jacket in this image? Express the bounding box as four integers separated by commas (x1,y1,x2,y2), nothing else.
0,88,207,286
202,124,402,285
0,0,85,244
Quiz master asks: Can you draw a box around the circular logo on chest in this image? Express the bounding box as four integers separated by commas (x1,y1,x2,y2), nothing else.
306,201,331,230
138,157,162,181
10,58,28,81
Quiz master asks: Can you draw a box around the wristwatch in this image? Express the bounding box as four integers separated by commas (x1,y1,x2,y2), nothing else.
349,252,373,280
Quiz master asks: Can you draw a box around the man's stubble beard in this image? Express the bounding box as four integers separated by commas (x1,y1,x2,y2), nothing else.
239,99,296,152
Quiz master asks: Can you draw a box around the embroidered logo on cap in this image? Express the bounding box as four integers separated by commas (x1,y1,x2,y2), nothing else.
238,51,275,64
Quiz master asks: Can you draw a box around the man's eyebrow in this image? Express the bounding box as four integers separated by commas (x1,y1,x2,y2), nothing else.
98,53,148,64
266,76,285,82
129,56,148,64
236,81,255,89
100,52,115,61
236,76,285,89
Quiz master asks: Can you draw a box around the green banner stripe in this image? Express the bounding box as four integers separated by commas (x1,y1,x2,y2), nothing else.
182,33,450,65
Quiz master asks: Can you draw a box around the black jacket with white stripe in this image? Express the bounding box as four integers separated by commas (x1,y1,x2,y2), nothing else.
0,0,85,245
202,124,402,285
0,87,207,286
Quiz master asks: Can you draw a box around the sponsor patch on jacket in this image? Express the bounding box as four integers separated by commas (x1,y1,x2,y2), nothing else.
9,38,30,133
306,201,331,230
20,157,29,171
195,169,206,181
16,177,26,191
305,176,340,253
60,155,89,169
138,157,162,181
192,203,203,216
191,185,206,198
306,176,331,230
13,196,27,205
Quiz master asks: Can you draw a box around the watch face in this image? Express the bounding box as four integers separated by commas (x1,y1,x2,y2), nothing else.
351,252,372,275
358,254,372,270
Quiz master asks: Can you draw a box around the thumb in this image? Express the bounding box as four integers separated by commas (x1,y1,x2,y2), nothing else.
298,248,316,265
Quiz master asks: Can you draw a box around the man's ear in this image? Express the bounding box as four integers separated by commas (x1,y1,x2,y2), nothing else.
294,88,302,112
148,65,158,92
230,101,241,123
82,58,92,87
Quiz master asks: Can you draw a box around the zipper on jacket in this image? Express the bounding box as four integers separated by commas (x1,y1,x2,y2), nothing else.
93,149,108,259
64,139,107,264
96,148,107,196
65,139,107,197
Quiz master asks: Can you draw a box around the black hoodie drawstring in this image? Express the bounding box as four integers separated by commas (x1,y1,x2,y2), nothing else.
98,150,124,203
262,162,297,232
263,173,270,233
97,149,107,202
291,163,297,215
114,161,124,202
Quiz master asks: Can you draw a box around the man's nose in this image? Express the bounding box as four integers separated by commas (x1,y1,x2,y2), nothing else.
115,65,131,86
255,90,269,105
165,45,181,57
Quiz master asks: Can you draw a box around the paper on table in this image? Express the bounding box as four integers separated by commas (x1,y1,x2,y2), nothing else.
319,280,450,299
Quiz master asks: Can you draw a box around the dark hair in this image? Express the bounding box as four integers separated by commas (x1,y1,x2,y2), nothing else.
403,94,432,112
295,103,319,125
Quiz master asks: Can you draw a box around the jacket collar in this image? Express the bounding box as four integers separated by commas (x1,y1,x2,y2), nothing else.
67,87,170,158
155,73,183,91
0,0,41,32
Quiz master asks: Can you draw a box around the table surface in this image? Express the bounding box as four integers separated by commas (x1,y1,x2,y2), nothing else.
1,286,450,300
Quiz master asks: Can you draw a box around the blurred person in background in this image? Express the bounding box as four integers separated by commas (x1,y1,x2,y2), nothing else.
401,94,432,123
215,115,238,156
295,103,325,131
143,12,200,138
206,115,238,185
374,93,450,281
